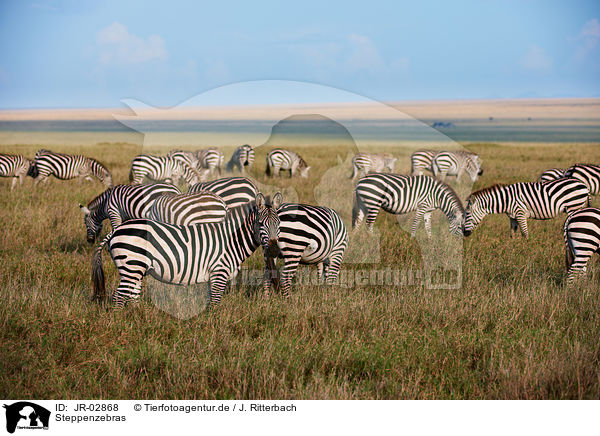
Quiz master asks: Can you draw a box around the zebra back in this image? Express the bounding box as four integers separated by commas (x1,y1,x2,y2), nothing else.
188,176,258,208
411,150,437,175
148,191,228,225
539,168,566,183
565,163,600,195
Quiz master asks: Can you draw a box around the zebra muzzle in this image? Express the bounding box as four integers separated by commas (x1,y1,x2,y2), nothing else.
265,239,281,258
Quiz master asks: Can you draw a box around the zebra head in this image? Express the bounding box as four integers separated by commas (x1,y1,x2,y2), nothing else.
255,192,283,258
299,166,311,178
463,196,486,237
384,156,397,172
448,210,464,236
466,157,483,182
79,203,102,243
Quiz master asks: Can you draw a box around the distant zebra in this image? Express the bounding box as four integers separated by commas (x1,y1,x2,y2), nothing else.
32,149,113,187
188,177,258,208
565,164,600,196
352,174,464,237
266,149,311,178
563,207,600,284
0,154,34,190
264,204,348,297
432,151,483,183
539,168,566,183
463,178,590,238
79,183,181,243
411,150,438,176
129,153,201,186
148,191,228,225
91,193,282,307
226,144,255,174
349,152,397,181
196,148,224,177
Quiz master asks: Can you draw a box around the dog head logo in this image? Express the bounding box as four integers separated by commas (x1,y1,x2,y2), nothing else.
3,402,50,433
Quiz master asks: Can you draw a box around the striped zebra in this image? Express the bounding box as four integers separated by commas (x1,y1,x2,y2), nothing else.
147,191,228,225
91,192,282,307
188,177,258,208
79,183,181,243
196,148,224,177
349,152,397,181
432,151,483,183
352,174,464,238
0,154,34,190
32,149,113,187
226,144,255,174
539,168,566,183
264,204,348,297
411,150,438,176
564,164,600,196
563,207,600,284
129,153,201,186
266,149,311,178
463,178,590,238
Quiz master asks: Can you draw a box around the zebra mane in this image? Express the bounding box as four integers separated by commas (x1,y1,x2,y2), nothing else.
468,184,506,199
86,187,112,211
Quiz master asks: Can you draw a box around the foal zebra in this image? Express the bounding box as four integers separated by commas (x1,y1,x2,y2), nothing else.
539,168,566,183
0,154,34,190
188,177,258,208
563,207,600,284
565,164,600,196
264,204,348,297
196,148,224,177
148,191,228,225
352,174,464,238
226,145,255,174
266,149,311,178
463,178,590,238
80,183,181,243
91,193,282,307
432,151,482,183
32,150,113,187
410,150,438,176
349,152,397,181
129,153,201,186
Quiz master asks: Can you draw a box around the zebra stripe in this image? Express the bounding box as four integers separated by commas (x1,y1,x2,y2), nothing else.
130,154,200,186
349,152,397,181
33,149,113,187
432,151,483,183
352,173,464,237
188,177,258,208
463,178,590,238
264,203,349,297
410,150,438,176
197,148,224,177
565,164,600,195
148,191,228,225
0,154,33,190
91,193,282,307
563,207,600,284
539,168,566,183
266,149,311,178
80,183,181,243
226,144,255,174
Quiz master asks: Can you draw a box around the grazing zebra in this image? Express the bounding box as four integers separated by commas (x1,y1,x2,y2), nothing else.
129,153,201,186
91,192,282,307
432,151,483,183
539,168,566,183
463,178,590,238
563,207,600,284
349,152,397,181
32,149,113,187
0,154,34,190
147,191,228,225
565,164,600,196
196,148,224,177
266,149,311,178
264,203,348,297
226,144,255,174
188,177,258,208
79,183,181,243
352,174,464,238
410,150,438,176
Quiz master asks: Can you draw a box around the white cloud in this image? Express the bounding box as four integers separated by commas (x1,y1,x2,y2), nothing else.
520,45,553,72
96,22,167,66
346,34,386,73
573,18,600,62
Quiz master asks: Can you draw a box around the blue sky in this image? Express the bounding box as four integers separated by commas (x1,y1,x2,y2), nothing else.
0,0,599,108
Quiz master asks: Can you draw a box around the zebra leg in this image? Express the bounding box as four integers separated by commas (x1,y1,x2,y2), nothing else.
566,255,590,285
423,211,432,238
281,257,301,297
516,215,529,238
326,253,344,285
112,278,143,308
10,177,17,190
208,271,229,307
365,207,380,233
411,209,426,238
509,217,519,237
316,262,324,283
33,175,46,186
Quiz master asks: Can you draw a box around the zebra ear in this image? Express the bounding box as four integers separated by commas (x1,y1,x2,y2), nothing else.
256,193,266,209
272,192,283,210
79,204,91,215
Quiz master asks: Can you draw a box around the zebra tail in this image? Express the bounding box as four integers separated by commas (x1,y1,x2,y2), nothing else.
563,218,574,271
91,233,111,304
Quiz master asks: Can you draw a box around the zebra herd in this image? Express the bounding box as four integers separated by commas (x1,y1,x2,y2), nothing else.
1,145,599,308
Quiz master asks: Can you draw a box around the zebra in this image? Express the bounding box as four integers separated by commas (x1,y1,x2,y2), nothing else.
188,177,258,209
349,152,397,181
196,148,224,177
32,149,113,187
129,153,202,186
91,192,283,307
539,168,566,183
432,151,483,183
264,203,349,297
564,164,600,196
79,183,181,243
463,178,590,238
147,191,228,225
352,174,464,238
266,149,311,178
0,154,34,190
226,144,255,174
563,207,600,284
411,150,438,176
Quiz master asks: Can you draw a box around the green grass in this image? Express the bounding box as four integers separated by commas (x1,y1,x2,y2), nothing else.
0,141,599,399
